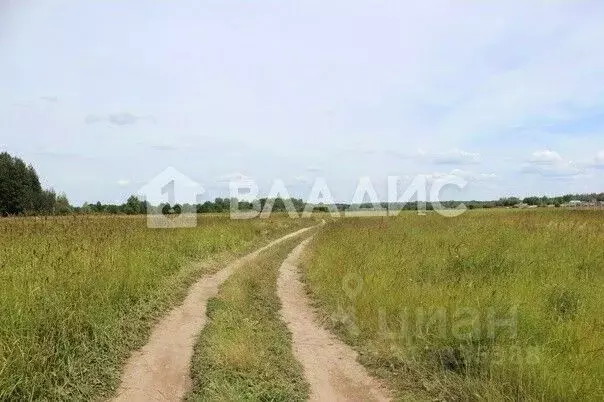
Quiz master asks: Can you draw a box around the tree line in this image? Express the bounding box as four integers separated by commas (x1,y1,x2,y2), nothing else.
77,196,309,215
0,152,70,216
1,151,602,217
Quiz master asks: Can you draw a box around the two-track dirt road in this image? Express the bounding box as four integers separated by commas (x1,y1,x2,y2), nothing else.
113,223,389,401
113,226,314,402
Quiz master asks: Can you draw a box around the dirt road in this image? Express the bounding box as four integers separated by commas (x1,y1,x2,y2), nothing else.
113,226,314,402
277,237,391,402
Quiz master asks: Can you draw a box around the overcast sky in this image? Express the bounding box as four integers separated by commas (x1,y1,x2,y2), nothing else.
1,1,604,204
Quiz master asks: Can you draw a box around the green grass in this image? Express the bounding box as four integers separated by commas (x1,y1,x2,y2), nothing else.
187,235,311,401
0,214,309,400
302,209,604,401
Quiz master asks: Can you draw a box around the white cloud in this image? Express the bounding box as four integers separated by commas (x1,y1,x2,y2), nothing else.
522,150,584,178
419,148,481,165
117,179,130,186
591,150,604,168
423,169,496,183
529,150,564,165
521,163,583,178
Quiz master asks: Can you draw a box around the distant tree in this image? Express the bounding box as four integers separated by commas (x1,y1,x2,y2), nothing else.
273,198,286,212
197,201,215,213
106,205,120,214
90,201,104,213
497,197,521,207
523,196,541,206
81,202,92,214
55,193,71,215
159,203,181,215
38,189,57,214
139,200,148,214
238,200,254,211
213,198,230,212
291,198,306,212
313,205,329,213
0,152,45,215
123,195,142,215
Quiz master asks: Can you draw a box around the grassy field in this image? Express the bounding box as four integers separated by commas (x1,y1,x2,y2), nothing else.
187,234,311,401
302,209,604,400
0,214,309,400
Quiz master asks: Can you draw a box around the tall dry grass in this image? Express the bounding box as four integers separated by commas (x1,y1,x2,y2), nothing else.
304,209,603,400
0,214,307,400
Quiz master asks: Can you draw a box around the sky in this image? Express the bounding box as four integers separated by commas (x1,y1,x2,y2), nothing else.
1,0,604,205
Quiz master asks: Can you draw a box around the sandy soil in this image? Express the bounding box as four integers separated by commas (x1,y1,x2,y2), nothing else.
112,226,314,402
277,237,391,402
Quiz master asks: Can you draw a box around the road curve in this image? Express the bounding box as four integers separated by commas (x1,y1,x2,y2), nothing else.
113,225,315,402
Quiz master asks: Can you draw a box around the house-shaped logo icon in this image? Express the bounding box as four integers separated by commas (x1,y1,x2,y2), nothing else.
138,167,203,228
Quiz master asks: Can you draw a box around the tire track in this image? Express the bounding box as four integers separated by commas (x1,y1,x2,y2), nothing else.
113,226,315,402
277,237,391,402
